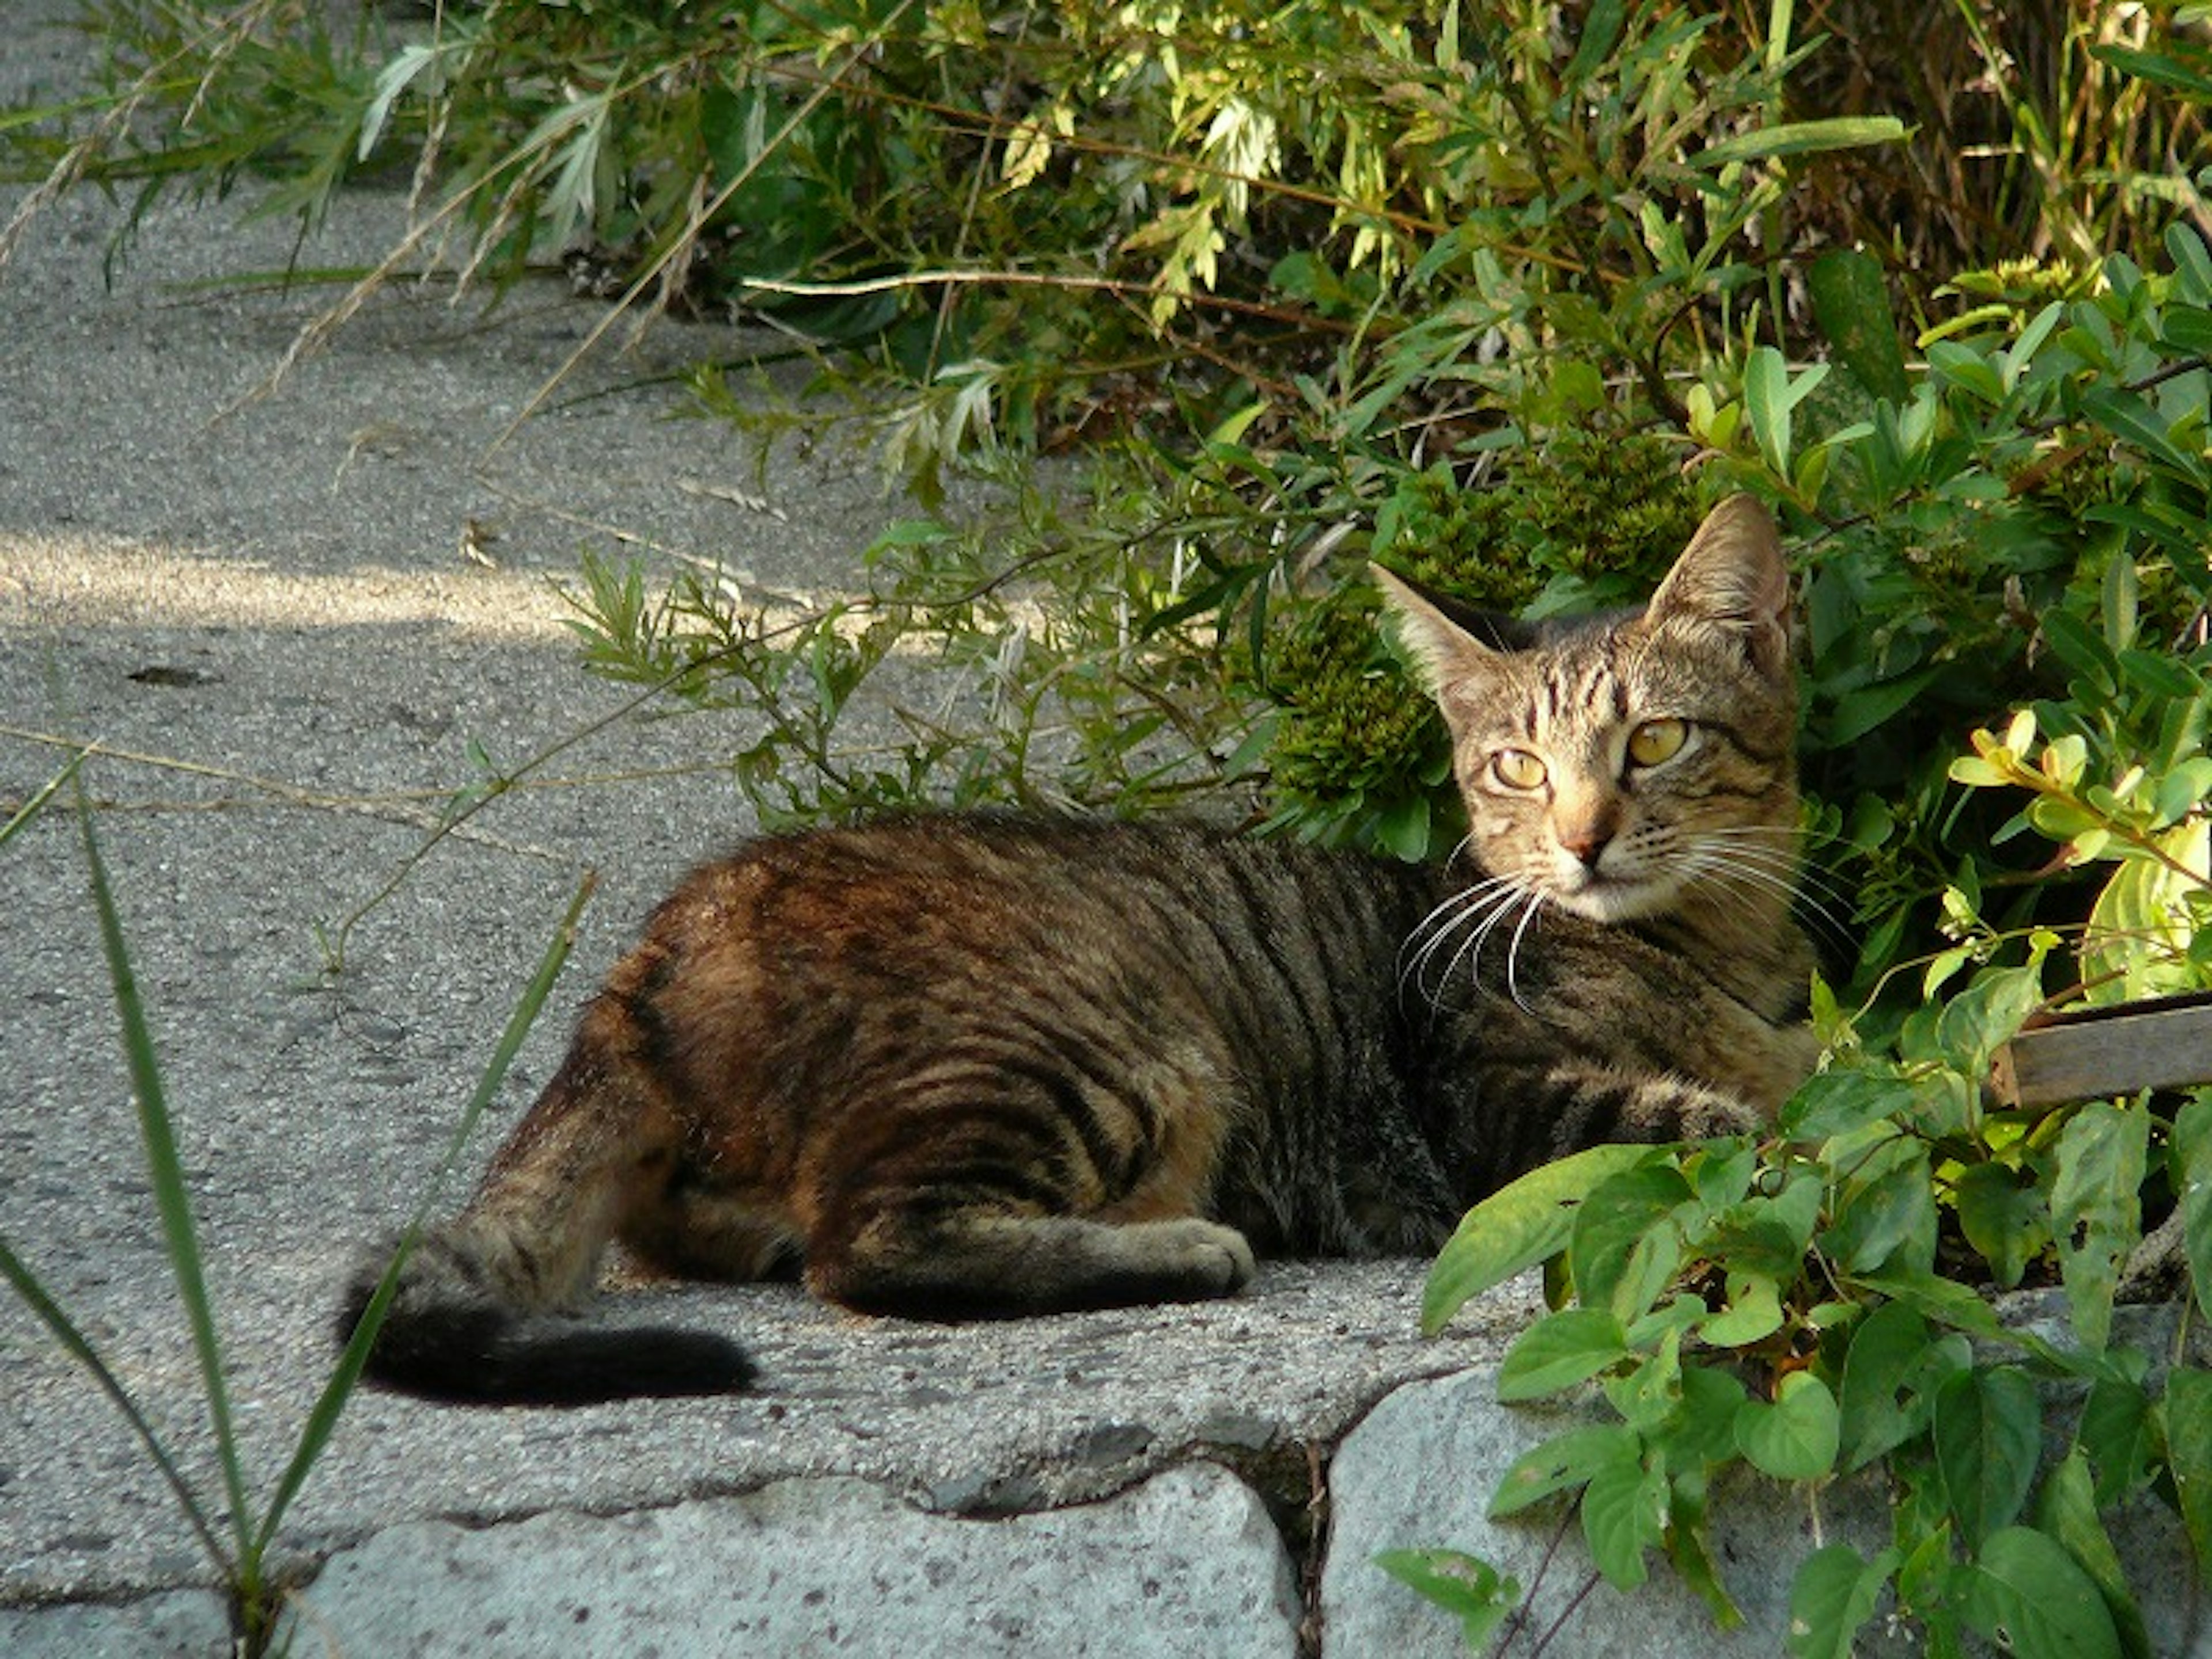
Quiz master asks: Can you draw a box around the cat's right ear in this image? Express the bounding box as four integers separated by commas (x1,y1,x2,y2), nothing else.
1372,566,1524,707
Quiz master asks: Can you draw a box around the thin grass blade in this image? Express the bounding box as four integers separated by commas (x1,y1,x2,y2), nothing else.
0,1235,230,1570
254,872,597,1550
75,785,254,1558
2,748,85,849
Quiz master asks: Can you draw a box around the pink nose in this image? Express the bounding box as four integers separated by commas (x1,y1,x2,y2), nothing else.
1556,825,1611,867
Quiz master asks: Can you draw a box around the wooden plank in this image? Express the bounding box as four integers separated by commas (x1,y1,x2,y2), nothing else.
1990,994,2212,1109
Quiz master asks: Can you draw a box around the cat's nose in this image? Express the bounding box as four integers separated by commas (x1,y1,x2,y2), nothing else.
1557,826,1611,868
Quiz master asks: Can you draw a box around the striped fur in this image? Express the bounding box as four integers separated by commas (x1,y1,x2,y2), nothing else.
339,495,1819,1403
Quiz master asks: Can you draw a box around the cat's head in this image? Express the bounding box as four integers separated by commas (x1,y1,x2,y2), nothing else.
1375,494,1798,924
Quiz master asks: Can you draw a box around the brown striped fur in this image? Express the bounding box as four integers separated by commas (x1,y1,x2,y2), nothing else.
339,495,1818,1403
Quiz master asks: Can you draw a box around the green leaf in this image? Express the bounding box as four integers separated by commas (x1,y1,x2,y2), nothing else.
1498,1308,1632,1400
2164,1367,2212,1577
258,873,593,1555
1701,1272,1785,1347
1839,1298,1927,1471
1933,1366,2042,1548
1665,1477,1745,1630
1808,248,1910,403
1422,1144,1655,1334
1825,666,1941,747
1743,346,1812,475
1562,0,1627,86
1961,1526,2123,1659
2037,1448,2152,1659
1489,1423,1641,1518
2078,1371,2159,1506
77,785,251,1560
1734,1371,1840,1480
1782,1067,1911,1141
1953,1162,2050,1290
1371,1549,1520,1648
1789,1545,1900,1659
1581,1452,1666,1590
2173,1092,2212,1326
1927,339,2006,406
1693,116,1906,168
2082,385,2209,486
1826,1141,1937,1277
1569,1164,1691,1323
2050,1101,2149,1352
1935,963,2044,1076
1661,1362,1751,1468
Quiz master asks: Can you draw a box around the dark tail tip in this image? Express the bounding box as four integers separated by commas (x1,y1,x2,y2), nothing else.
338,1279,755,1407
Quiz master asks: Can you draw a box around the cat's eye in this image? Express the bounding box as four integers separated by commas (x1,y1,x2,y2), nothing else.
1627,718,1689,767
1490,748,1548,790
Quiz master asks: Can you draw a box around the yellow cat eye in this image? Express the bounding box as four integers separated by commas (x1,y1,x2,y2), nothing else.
1627,718,1689,767
1490,748,1548,790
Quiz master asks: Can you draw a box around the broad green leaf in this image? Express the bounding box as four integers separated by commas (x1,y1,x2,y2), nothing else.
2165,1367,2212,1576
2037,1448,2152,1659
1661,1362,1751,1468
2175,1092,2212,1327
1808,248,1910,403
1701,1272,1784,1347
1933,1366,2042,1548
1734,1371,1840,1480
1782,1067,1911,1141
1838,1298,1930,1471
1581,1453,1666,1590
1826,1140,1937,1277
1825,666,1941,747
1498,1308,1631,1400
1604,1330,1684,1433
1935,963,2044,1076
1665,1478,1745,1630
1961,1526,2123,1659
1422,1143,1654,1334
2078,1372,2159,1506
1952,1162,2050,1290
1371,1549,1520,1648
1569,1164,1692,1324
2168,221,2212,301
2050,1101,2149,1352
1488,1422,1640,1518
1789,1544,1900,1659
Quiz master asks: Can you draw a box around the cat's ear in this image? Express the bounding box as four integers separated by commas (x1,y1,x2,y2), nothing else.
1645,494,1792,677
1372,566,1532,702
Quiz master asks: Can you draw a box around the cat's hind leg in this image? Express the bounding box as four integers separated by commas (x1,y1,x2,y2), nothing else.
805,1207,1256,1320
338,997,755,1403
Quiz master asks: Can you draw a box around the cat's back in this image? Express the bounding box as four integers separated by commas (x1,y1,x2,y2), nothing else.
643,813,1436,986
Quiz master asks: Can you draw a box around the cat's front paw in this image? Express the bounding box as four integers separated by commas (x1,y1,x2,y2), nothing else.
1152,1218,1257,1296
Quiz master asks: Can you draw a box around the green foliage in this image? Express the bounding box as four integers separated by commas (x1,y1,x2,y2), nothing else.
1407,712,2212,1649
0,760,586,1657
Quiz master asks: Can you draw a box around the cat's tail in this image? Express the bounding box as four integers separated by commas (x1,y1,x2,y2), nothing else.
335,1229,755,1406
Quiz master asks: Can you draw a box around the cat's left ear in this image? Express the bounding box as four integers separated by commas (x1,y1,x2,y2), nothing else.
1645,494,1792,679
1372,566,1530,714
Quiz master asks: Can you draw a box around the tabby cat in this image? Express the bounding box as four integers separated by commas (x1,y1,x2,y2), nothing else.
339,494,1819,1404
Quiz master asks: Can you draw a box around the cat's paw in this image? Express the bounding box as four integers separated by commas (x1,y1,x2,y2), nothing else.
1149,1218,1257,1296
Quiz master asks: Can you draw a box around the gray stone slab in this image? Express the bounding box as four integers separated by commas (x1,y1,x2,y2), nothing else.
1321,1364,2212,1657
283,1465,1300,1659
0,1588,233,1658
